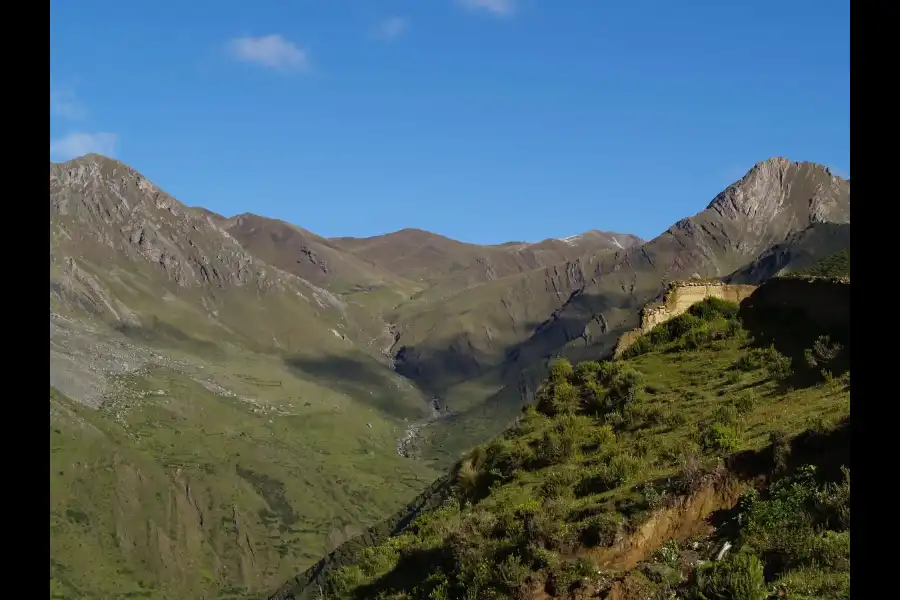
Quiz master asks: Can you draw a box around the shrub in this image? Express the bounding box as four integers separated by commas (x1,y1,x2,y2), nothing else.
663,410,688,428
552,381,579,413
576,452,642,496
815,467,850,531
577,513,624,547
734,391,757,415
710,403,739,426
658,313,702,342
700,423,741,455
494,553,532,598
641,481,666,510
607,367,643,408
622,335,654,358
769,429,791,474
546,558,596,597
735,345,793,380
539,468,578,499
536,379,579,416
580,380,607,415
687,551,767,600
581,424,616,451
550,358,574,382
535,431,576,467
520,500,575,553
480,439,533,484
687,297,739,321
726,318,745,338
573,360,601,384
605,410,625,429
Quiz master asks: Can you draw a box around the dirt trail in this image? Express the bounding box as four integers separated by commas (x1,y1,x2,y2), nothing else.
527,476,748,600
588,476,745,572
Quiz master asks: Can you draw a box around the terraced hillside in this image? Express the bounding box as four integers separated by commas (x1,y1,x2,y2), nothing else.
281,281,850,600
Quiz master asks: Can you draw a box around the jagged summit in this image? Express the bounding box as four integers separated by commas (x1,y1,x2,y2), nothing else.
704,158,849,227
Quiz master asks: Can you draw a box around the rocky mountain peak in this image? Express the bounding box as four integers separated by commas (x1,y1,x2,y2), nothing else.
705,158,849,229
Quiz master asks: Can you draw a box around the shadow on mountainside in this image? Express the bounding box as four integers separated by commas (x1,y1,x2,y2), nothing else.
737,279,850,390
115,317,226,359
283,353,430,421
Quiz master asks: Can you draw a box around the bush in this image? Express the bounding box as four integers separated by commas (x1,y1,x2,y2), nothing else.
663,410,688,428
576,452,642,496
622,335,654,358
687,297,739,321
494,553,532,598
687,551,767,600
546,558,596,597
536,379,579,416
535,431,577,467
580,380,607,415
804,335,845,377
577,513,624,547
734,391,757,415
735,345,793,380
710,403,739,426
550,358,574,382
573,360,601,384
607,367,643,408
581,424,617,451
769,429,791,474
700,423,741,455
815,467,850,531
539,468,579,499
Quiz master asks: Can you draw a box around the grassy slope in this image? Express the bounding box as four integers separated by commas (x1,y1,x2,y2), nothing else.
50,353,440,600
50,250,442,598
793,248,850,278
319,298,850,600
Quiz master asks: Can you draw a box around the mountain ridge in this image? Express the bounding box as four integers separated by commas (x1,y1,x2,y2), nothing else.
48,153,849,599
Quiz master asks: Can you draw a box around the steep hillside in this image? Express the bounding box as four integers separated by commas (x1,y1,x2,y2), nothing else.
49,155,442,599
726,222,850,284
282,285,850,600
393,159,850,462
49,154,848,598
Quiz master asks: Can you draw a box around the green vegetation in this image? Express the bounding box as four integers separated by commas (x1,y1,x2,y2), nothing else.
793,248,850,278
318,298,850,599
49,356,440,600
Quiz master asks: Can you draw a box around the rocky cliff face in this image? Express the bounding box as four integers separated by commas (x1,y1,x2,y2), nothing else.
726,222,850,284
51,155,306,293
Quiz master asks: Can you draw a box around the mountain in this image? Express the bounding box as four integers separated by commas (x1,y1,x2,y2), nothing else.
48,154,641,599
726,222,850,283
286,283,851,600
49,154,848,599
50,155,440,599
387,158,850,459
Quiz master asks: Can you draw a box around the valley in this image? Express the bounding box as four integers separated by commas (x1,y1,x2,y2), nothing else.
49,154,849,599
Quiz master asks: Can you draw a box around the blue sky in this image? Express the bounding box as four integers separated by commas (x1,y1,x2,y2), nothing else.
50,0,849,244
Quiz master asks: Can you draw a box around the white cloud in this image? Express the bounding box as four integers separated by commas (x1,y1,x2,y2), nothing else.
49,132,118,161
460,0,517,17
373,16,409,41
228,34,309,72
50,86,86,120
